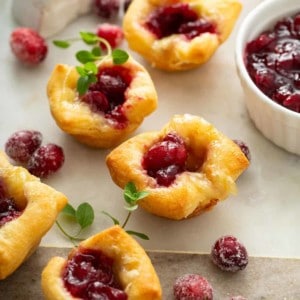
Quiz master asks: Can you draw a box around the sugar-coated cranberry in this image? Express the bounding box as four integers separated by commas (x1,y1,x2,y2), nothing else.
96,23,124,50
27,143,65,178
63,249,127,300
0,198,22,227
5,130,42,164
233,140,251,161
245,12,300,113
211,235,248,272
93,0,120,19
83,66,131,127
10,28,48,65
145,3,216,40
173,274,213,300
142,132,188,186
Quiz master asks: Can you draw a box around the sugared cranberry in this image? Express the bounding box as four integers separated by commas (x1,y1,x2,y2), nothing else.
93,0,120,19
27,143,65,178
10,28,48,65
145,3,216,40
96,23,124,50
211,235,248,272
233,140,251,161
173,274,213,300
245,12,300,113
82,66,131,127
142,132,188,187
63,249,127,300
5,130,42,164
0,198,22,227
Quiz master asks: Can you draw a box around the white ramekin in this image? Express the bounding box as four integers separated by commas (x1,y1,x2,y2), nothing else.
235,0,300,156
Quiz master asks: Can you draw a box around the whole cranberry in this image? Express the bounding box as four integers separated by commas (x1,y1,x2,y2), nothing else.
173,274,213,300
5,130,42,164
211,235,248,272
10,28,48,65
96,23,124,50
93,0,120,19
27,143,65,178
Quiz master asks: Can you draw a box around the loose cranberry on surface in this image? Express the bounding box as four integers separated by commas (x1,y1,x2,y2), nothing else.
245,12,300,113
173,274,213,300
145,3,216,40
5,130,42,164
27,143,65,178
93,0,120,19
233,139,251,161
96,23,124,50
10,28,48,65
211,235,248,272
142,132,188,187
63,249,127,300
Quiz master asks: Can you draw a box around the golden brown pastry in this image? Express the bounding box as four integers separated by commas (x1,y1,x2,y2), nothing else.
123,0,242,71
0,151,67,279
47,56,158,148
42,225,162,300
106,114,249,220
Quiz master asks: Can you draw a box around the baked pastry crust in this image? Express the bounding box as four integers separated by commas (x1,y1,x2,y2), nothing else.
47,56,158,148
106,114,249,220
123,0,242,71
41,225,162,300
0,151,67,279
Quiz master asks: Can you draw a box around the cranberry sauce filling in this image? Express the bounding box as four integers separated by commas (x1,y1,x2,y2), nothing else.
145,3,216,40
245,12,300,113
80,66,132,128
63,248,127,300
0,180,22,227
142,132,188,187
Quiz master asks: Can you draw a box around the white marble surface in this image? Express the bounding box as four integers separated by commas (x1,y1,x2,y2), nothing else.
1,0,300,258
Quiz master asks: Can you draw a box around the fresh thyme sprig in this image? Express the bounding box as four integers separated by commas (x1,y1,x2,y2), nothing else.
53,31,129,95
56,182,149,244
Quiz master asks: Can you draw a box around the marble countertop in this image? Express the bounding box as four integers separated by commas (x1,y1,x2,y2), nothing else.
0,0,300,261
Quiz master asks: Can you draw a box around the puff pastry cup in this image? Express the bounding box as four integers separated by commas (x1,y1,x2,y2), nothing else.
123,0,242,71
42,225,162,300
47,56,158,148
0,151,67,279
106,114,249,220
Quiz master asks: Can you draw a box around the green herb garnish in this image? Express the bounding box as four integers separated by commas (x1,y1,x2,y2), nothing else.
56,182,149,245
53,31,129,95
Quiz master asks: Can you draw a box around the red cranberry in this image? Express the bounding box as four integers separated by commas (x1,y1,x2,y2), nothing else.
245,12,300,113
5,130,42,164
211,235,248,272
96,23,124,50
27,143,65,178
93,0,120,19
83,66,131,126
142,133,188,186
233,140,251,161
173,274,213,300
0,198,22,227
145,3,216,40
63,249,127,300
10,28,48,65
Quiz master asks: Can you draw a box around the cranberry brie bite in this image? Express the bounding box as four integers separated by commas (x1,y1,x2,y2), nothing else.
0,151,67,279
47,56,158,148
106,114,249,220
123,0,242,71
42,226,162,300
